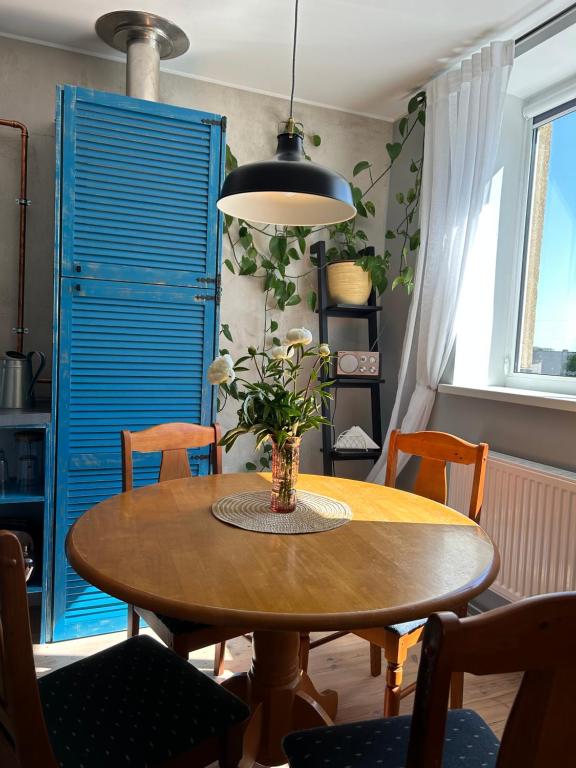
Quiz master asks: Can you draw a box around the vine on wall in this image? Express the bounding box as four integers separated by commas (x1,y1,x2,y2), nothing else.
222,91,426,318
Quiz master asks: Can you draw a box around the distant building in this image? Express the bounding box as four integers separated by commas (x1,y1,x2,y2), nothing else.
521,347,576,376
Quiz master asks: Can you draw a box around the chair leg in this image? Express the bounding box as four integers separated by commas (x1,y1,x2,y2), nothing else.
450,670,464,708
127,604,140,637
370,642,382,677
449,603,467,707
383,659,404,717
214,642,226,676
299,632,311,672
218,719,244,768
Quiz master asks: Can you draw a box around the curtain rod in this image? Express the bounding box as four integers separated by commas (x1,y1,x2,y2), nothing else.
515,2,576,56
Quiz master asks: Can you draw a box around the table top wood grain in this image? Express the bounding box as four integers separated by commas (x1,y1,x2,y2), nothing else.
67,473,499,632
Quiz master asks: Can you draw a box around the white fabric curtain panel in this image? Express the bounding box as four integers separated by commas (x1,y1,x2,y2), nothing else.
368,41,514,484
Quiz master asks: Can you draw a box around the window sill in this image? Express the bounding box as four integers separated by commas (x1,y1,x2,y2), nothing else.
437,383,576,413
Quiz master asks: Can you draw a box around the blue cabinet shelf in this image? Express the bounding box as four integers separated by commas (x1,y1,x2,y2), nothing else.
0,418,53,642
0,485,45,504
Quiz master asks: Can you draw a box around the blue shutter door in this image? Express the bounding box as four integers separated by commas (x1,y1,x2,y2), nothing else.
52,86,223,641
60,87,222,287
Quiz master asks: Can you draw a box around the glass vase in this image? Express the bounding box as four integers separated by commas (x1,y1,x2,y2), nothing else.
270,437,301,513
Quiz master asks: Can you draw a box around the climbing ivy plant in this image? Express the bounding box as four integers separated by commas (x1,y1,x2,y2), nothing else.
222,91,426,309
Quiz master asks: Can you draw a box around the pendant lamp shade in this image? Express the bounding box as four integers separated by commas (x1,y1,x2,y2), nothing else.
217,132,356,226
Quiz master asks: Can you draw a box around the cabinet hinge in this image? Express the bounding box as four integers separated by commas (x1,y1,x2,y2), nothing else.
202,116,227,130
216,274,222,305
194,294,215,302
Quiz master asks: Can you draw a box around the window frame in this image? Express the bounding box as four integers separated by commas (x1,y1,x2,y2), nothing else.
503,98,576,396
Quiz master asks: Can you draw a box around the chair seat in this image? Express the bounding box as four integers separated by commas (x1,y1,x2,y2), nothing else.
154,611,211,634
283,709,500,767
39,635,248,768
386,617,427,636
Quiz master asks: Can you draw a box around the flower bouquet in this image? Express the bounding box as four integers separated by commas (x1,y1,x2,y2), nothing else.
207,328,332,512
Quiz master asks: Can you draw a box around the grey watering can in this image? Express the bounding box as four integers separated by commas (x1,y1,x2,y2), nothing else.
0,351,46,409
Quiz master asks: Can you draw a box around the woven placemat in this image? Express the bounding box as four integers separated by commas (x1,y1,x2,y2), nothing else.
211,490,352,534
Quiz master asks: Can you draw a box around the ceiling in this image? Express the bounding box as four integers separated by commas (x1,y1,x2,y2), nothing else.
0,0,573,120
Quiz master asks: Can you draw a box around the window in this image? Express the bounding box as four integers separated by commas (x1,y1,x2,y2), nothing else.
514,101,576,387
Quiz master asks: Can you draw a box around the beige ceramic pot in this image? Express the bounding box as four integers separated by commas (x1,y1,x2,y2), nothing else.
326,260,372,305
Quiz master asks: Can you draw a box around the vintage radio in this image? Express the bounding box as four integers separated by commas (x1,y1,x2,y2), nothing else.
335,350,380,378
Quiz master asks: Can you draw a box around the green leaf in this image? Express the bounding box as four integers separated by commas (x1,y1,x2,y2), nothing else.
270,235,287,261
311,134,322,146
399,117,408,137
270,320,278,332
353,160,371,176
385,229,396,240
238,225,248,237
298,237,307,255
286,294,301,306
409,229,421,251
365,200,376,217
408,95,420,114
407,188,416,204
224,258,235,273
355,200,367,218
396,192,405,205
351,185,363,204
239,255,258,275
221,323,233,342
226,144,238,171
245,462,257,471
307,291,317,312
386,142,402,161
287,247,300,261
410,160,418,173
418,110,426,126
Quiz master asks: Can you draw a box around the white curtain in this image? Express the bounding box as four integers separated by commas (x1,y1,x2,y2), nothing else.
368,41,514,483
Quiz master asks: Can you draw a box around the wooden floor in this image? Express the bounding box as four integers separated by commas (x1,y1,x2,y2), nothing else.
35,629,520,750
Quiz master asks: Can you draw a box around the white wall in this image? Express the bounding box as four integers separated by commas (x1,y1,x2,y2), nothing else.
0,36,392,473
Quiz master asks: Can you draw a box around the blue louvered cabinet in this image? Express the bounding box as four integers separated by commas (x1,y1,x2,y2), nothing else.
51,86,224,641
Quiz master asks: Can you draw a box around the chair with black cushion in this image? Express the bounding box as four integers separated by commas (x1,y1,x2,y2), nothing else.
0,529,249,768
123,422,247,676
285,591,576,767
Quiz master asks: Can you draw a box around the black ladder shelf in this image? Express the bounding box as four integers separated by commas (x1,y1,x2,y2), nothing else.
311,240,384,476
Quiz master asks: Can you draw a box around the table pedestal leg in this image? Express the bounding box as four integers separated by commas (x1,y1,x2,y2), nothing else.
221,630,338,766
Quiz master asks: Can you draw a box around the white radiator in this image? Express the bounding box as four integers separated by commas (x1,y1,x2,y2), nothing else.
448,452,576,601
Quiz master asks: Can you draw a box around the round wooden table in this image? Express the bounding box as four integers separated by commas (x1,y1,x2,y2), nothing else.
67,473,499,766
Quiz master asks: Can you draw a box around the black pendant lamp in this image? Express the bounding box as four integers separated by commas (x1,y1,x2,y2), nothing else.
217,0,356,227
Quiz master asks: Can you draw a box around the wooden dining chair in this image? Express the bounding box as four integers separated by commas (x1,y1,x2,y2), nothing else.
358,429,488,715
122,422,241,676
0,529,248,768
285,591,576,767
299,429,488,716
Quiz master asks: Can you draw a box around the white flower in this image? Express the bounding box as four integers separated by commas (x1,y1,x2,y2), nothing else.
284,327,313,347
318,343,331,357
207,354,235,385
270,345,294,360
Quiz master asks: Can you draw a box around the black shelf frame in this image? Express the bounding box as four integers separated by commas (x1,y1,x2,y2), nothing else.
312,240,383,476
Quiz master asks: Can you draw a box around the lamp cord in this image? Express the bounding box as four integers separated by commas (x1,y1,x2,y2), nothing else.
289,0,299,119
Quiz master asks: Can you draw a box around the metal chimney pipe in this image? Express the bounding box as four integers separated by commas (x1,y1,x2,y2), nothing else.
95,11,189,101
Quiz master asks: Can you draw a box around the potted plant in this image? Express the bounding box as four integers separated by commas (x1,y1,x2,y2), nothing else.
207,328,332,513
208,328,331,512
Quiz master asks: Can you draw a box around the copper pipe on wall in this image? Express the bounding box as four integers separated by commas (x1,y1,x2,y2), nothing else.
0,118,30,355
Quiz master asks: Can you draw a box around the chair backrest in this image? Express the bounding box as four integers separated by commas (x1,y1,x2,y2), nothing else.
0,530,57,767
385,429,488,521
407,592,576,768
121,422,222,491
